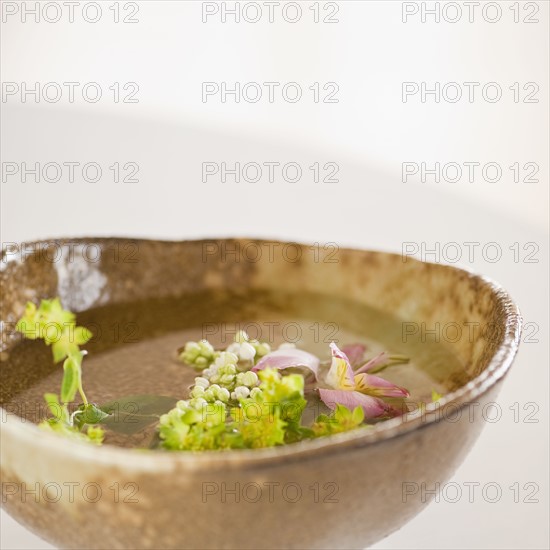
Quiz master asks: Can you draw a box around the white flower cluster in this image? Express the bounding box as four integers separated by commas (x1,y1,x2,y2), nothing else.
179,339,217,369
226,330,271,362
180,331,271,405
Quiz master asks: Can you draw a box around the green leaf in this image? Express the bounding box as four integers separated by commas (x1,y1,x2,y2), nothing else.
86,425,105,444
100,395,178,435
352,405,365,425
431,389,443,402
73,403,110,429
39,417,104,445
15,319,38,339
51,330,82,363
312,403,367,437
74,326,93,345
39,298,75,327
17,298,101,446
43,393,64,421
52,340,70,363
15,302,40,339
60,355,80,403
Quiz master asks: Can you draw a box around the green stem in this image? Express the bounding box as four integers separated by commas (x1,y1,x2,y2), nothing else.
62,403,71,424
78,384,88,406
76,357,88,406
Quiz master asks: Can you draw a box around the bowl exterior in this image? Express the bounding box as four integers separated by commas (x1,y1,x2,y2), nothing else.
0,238,521,549
1,381,502,549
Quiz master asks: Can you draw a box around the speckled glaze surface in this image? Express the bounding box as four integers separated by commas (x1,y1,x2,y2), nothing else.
0,238,521,549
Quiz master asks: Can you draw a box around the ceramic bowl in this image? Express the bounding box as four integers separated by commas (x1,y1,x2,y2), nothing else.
0,238,521,549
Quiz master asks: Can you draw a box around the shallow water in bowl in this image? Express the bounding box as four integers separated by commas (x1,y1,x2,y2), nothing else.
3,289,467,449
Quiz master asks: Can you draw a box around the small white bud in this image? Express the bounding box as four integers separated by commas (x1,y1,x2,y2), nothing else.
250,387,263,399
278,342,296,350
226,343,240,355
238,371,259,387
215,351,238,367
194,377,210,388
190,397,207,408
239,342,256,361
233,386,251,399
216,387,231,402
190,387,204,398
255,343,271,356
235,330,249,344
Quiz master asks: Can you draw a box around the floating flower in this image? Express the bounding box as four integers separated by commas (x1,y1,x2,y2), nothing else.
252,348,320,379
341,343,409,374
354,351,390,374
341,343,367,367
320,343,409,419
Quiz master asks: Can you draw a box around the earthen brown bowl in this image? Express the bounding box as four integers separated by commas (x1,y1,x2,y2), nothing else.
0,238,521,549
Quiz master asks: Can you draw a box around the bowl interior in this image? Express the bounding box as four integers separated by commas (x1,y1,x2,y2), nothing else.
0,237,518,448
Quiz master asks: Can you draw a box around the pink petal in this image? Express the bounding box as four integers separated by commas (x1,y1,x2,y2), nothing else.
318,389,399,419
355,351,390,374
329,342,355,386
341,344,366,367
354,373,410,398
252,348,320,379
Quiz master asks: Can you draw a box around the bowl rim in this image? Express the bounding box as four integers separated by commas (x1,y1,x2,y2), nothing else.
0,237,522,472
